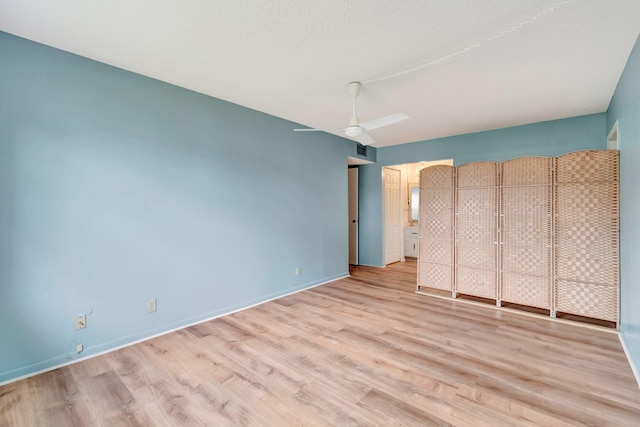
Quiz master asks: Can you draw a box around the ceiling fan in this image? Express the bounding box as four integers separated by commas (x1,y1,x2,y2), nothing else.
294,82,409,146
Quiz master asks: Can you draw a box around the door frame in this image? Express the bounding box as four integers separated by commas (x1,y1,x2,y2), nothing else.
383,167,402,265
348,167,359,265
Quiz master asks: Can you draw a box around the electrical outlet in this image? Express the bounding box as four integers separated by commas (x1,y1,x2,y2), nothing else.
295,266,301,276
75,314,86,330
147,298,157,313
76,343,83,354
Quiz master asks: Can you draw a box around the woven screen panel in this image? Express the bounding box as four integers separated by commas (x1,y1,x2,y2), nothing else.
419,261,453,291
456,238,496,270
502,273,551,308
501,186,552,277
457,161,499,188
421,188,454,239
418,165,454,291
556,280,618,322
501,156,553,186
456,187,498,270
555,150,619,322
501,186,552,276
500,157,553,309
555,182,619,285
456,268,497,299
420,238,453,265
556,150,619,183
421,165,455,188
455,162,498,298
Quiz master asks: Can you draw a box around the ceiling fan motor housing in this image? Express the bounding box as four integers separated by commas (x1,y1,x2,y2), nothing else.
348,81,361,97
345,125,363,137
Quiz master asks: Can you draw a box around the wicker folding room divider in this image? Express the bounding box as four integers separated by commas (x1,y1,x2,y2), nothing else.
417,149,619,325
418,165,455,293
500,156,554,311
455,162,499,300
554,150,619,323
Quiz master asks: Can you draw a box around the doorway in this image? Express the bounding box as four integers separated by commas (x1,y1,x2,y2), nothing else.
348,168,359,265
383,167,402,265
384,159,454,266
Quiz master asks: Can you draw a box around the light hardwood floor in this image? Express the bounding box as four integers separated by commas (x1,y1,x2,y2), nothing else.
1,262,640,426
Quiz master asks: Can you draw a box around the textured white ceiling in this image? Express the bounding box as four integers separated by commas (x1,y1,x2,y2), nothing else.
1,0,639,147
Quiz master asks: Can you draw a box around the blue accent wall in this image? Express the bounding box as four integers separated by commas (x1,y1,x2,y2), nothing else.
358,114,607,267
608,34,640,374
0,32,353,383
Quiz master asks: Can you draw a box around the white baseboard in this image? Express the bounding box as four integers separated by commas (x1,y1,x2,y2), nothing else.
619,333,640,390
0,273,349,387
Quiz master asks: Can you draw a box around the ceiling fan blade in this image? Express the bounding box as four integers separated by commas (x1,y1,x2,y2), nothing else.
360,112,409,131
354,131,376,146
294,126,345,132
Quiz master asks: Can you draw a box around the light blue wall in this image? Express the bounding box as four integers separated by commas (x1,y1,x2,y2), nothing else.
358,113,607,267
0,32,354,383
608,34,640,374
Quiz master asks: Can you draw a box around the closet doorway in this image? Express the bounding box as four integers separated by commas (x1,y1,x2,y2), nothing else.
383,167,402,265
348,168,359,265
384,159,454,266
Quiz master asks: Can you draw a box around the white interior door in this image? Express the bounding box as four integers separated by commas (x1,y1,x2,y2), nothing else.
383,167,401,265
348,168,359,265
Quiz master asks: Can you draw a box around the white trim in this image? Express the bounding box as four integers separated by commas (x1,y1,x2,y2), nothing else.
0,274,349,387
619,333,640,390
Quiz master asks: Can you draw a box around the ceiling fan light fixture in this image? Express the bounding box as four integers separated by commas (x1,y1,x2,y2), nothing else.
345,125,363,137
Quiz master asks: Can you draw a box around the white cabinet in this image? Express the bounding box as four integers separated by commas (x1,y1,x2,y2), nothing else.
404,227,419,258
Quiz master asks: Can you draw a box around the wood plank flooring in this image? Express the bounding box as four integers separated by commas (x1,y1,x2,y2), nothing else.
1,262,640,426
